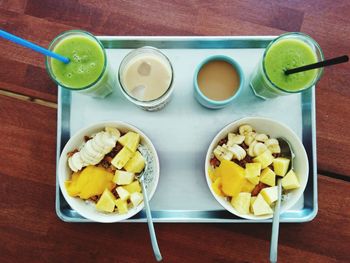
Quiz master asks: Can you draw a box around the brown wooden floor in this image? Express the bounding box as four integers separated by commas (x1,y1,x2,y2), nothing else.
0,1,349,262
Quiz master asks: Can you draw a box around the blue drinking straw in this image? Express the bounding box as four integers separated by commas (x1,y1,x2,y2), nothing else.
0,29,70,64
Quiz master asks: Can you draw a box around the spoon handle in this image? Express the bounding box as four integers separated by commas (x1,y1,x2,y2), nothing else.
270,181,282,263
140,180,163,262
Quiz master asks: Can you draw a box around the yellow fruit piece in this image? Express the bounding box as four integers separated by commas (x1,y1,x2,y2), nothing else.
260,186,278,205
130,192,143,207
208,168,216,182
118,132,140,153
116,186,130,201
123,180,142,193
253,150,274,169
241,179,256,193
219,160,245,197
245,163,261,176
96,189,117,213
65,166,115,199
113,170,135,185
124,151,145,173
250,196,257,213
281,170,300,190
273,157,290,177
114,198,128,214
252,194,273,216
212,177,224,196
231,192,251,214
111,147,133,169
260,167,276,187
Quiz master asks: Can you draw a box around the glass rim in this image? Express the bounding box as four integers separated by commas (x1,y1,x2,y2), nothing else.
118,46,174,105
45,30,107,91
261,32,324,94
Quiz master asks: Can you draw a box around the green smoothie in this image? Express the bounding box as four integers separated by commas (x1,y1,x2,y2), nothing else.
250,33,322,99
51,35,105,89
264,39,317,92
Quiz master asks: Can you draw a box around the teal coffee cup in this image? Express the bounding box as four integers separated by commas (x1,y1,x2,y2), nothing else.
194,55,244,109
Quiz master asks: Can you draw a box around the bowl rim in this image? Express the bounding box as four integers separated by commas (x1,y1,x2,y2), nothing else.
205,116,309,220
58,120,160,223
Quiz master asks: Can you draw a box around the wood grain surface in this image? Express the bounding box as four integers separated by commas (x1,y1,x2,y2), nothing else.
0,1,349,262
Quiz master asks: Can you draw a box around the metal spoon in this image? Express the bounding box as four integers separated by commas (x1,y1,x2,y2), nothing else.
270,138,295,263
136,145,162,262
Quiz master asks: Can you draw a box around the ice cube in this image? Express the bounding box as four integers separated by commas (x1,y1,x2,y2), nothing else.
130,85,146,100
137,61,151,76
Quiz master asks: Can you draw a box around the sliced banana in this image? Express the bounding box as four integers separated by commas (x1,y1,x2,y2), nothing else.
244,131,257,146
265,138,281,154
105,127,121,140
224,144,246,161
227,133,245,146
255,133,268,142
247,140,257,157
239,124,253,135
68,152,84,172
213,145,234,161
253,142,268,156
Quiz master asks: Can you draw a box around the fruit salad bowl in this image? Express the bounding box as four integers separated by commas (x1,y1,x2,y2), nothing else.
58,121,160,223
205,117,309,220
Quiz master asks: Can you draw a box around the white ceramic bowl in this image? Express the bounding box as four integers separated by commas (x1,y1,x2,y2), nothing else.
205,117,309,220
58,121,160,223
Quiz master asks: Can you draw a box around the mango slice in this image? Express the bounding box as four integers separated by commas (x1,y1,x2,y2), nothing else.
219,160,245,197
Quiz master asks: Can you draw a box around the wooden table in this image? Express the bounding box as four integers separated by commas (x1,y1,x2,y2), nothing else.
1,1,349,262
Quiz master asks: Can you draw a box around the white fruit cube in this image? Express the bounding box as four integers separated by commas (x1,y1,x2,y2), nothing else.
253,150,274,169
231,192,251,215
273,158,290,177
250,196,257,213
252,194,273,216
113,170,135,185
281,170,300,190
260,186,278,205
130,192,144,207
260,167,276,186
116,186,130,201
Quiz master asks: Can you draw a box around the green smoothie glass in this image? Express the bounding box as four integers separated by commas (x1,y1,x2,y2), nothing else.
46,30,115,98
250,32,324,99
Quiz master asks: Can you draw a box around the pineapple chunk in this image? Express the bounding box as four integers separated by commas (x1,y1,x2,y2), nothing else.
96,189,116,213
116,186,130,201
252,194,273,216
123,180,142,193
219,160,245,197
273,158,290,177
111,146,133,169
124,151,145,173
212,177,224,196
260,167,276,186
114,199,128,214
241,179,256,193
130,192,143,207
113,170,135,185
250,196,257,213
246,163,261,176
281,170,300,190
260,186,278,205
253,150,274,169
231,192,251,214
118,132,140,152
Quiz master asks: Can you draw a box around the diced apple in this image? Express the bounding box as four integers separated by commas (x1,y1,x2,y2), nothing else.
96,189,116,213
116,186,130,201
219,160,245,197
253,150,274,169
123,180,142,193
260,186,278,205
113,170,135,185
252,194,273,216
114,199,128,214
212,177,224,196
124,151,145,173
111,146,133,169
260,167,276,186
130,192,143,207
273,157,290,177
231,192,251,215
118,132,140,152
281,170,300,190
